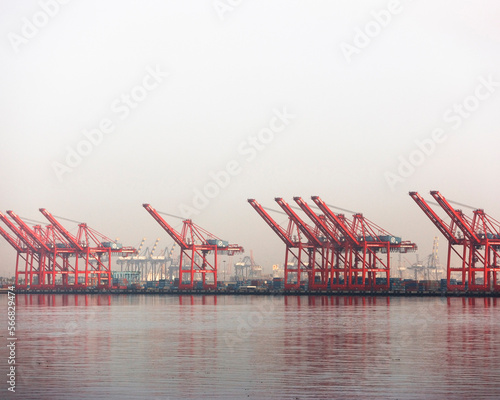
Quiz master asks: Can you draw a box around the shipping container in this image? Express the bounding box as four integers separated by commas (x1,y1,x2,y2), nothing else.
206,239,229,247
273,280,283,289
379,235,402,244
239,285,257,292
100,242,123,250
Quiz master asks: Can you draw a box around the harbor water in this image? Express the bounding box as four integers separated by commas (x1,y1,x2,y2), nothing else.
2,294,500,399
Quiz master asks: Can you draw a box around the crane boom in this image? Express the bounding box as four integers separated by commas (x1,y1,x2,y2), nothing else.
293,197,343,246
143,204,188,248
39,208,83,250
311,196,359,245
409,192,458,243
7,211,51,252
275,198,323,247
0,212,39,252
0,225,24,252
248,199,295,247
430,191,480,243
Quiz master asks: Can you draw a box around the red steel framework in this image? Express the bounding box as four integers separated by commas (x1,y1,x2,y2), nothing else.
275,197,331,290
143,204,243,290
410,191,500,292
250,197,416,291
248,199,311,290
312,196,416,290
0,211,47,288
0,209,136,289
294,197,348,289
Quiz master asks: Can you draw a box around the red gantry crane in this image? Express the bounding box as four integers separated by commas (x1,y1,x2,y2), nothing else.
312,196,415,291
311,196,370,289
248,199,312,290
0,209,136,289
39,208,136,289
410,191,500,292
0,223,30,285
294,197,350,290
471,209,500,291
349,210,417,290
143,204,243,290
275,197,331,290
429,191,493,291
8,210,82,288
0,211,46,288
250,197,416,291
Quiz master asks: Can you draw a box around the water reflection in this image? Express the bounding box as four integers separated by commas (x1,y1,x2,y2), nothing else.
21,293,112,307
178,294,218,305
4,295,500,399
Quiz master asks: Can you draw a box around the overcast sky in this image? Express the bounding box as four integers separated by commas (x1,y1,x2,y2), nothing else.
1,0,499,277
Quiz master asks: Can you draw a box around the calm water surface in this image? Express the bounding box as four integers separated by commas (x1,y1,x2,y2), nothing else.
1,294,500,399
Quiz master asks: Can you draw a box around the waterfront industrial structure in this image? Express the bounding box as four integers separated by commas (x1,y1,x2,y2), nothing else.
234,251,262,279
0,209,136,289
1,193,499,295
410,191,500,292
143,204,244,289
117,238,179,281
249,196,417,291
406,239,442,281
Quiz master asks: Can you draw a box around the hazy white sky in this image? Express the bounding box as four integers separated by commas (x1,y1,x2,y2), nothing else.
1,0,499,276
